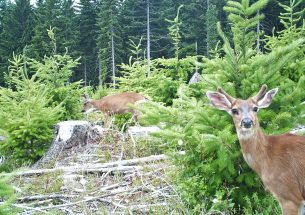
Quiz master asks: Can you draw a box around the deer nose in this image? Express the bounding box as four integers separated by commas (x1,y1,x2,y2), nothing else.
241,118,253,128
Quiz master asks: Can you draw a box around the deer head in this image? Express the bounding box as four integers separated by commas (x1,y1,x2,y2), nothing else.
206,85,278,138
82,94,97,113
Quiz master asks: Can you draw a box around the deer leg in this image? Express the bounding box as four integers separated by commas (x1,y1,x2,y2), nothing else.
299,201,305,215
132,110,141,126
281,201,299,215
103,114,112,128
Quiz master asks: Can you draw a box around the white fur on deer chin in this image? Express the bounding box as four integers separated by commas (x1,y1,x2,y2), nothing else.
236,129,255,140
84,107,97,114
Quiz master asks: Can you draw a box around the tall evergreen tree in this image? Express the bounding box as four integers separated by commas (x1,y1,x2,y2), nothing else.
149,0,174,58
206,0,219,56
0,0,8,33
30,0,62,58
29,0,79,61
121,0,174,60
171,0,207,57
0,0,35,85
120,0,146,62
96,0,123,85
57,0,79,57
0,0,9,85
75,0,99,85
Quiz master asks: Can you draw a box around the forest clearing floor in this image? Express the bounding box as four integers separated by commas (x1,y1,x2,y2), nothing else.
11,125,185,214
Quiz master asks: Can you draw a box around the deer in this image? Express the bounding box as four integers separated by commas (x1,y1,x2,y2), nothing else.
82,92,146,123
206,85,305,215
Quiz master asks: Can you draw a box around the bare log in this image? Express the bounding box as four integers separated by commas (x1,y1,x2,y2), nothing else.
3,154,168,177
17,194,78,203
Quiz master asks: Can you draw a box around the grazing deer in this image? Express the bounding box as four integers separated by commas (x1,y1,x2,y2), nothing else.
82,92,146,123
206,85,305,215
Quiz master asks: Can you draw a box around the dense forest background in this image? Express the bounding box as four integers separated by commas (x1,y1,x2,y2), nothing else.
0,0,303,86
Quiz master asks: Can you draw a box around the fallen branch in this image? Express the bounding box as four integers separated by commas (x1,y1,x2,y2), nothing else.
2,154,168,177
25,183,149,211
17,194,78,203
12,203,51,214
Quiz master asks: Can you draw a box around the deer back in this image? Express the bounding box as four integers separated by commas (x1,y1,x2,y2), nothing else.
92,92,145,115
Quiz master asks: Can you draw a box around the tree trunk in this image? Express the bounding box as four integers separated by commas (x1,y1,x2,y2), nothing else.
111,33,116,88
195,41,198,73
256,10,260,53
147,0,151,76
32,121,90,169
98,55,102,85
84,60,87,86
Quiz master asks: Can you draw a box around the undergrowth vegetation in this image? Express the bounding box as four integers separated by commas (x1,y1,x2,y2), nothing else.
0,30,84,168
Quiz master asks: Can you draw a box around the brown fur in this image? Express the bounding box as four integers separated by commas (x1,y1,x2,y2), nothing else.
239,127,305,215
83,92,145,120
207,85,305,215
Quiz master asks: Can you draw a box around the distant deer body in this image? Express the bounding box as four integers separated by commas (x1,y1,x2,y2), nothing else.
207,85,305,215
83,92,146,122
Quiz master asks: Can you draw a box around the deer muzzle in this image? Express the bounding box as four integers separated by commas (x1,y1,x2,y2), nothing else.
241,118,253,129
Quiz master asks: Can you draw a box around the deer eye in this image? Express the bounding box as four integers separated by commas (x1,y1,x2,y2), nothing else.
253,107,258,112
231,109,239,115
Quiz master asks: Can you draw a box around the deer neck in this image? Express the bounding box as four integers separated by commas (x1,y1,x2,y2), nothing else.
237,125,269,175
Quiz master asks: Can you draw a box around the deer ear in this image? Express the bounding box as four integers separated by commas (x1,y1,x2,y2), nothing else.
82,94,89,102
206,91,232,111
257,88,278,108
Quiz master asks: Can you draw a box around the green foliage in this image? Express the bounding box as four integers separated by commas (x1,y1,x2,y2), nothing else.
265,0,305,81
206,2,219,56
28,49,83,120
29,0,79,59
29,0,62,58
178,0,208,57
120,0,174,59
0,174,18,214
117,33,195,105
76,0,99,85
0,55,62,165
92,85,110,100
166,5,183,62
278,0,305,28
0,0,35,85
113,113,133,131
118,55,182,105
139,0,305,213
0,35,83,165
243,193,280,215
96,0,123,84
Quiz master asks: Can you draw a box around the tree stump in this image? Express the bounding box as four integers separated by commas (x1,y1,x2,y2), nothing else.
188,71,201,84
32,121,90,169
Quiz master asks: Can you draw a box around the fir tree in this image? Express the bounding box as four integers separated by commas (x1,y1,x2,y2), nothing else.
0,175,18,214
96,0,123,85
0,0,35,84
29,0,62,58
57,0,79,57
0,0,8,34
75,0,99,85
30,0,79,59
206,0,219,56
175,0,207,57
149,0,175,58
120,0,146,63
